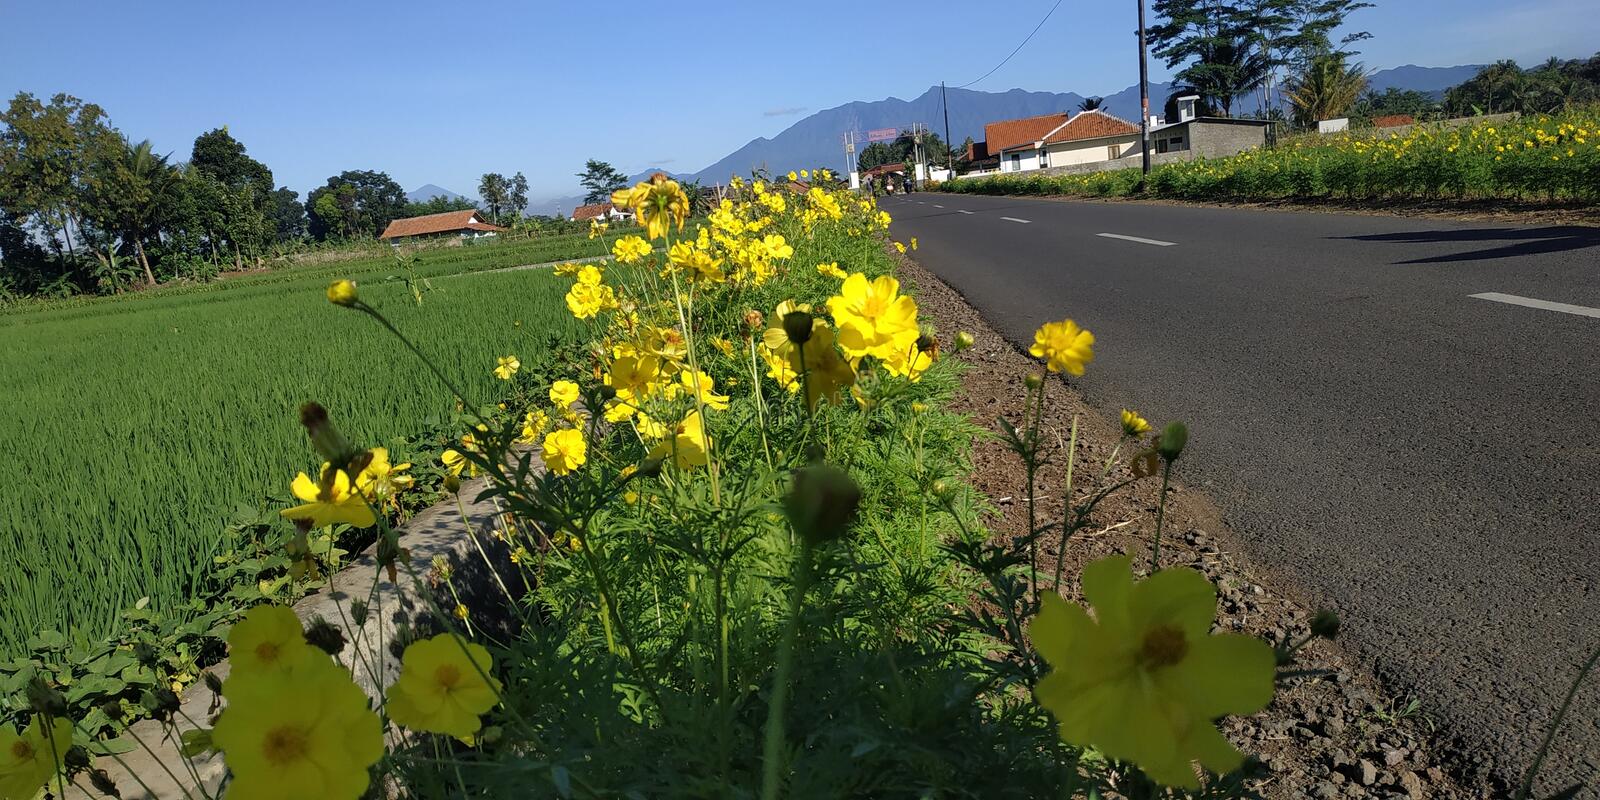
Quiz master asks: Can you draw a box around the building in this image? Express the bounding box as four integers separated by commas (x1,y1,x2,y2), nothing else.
984,110,1144,173
1371,114,1417,130
570,202,632,222
1148,95,1275,158
379,209,505,243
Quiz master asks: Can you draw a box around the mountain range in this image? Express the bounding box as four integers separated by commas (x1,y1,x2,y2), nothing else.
405,183,470,204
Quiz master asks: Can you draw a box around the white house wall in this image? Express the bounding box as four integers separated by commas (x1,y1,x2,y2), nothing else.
1043,134,1141,167
1000,149,1043,173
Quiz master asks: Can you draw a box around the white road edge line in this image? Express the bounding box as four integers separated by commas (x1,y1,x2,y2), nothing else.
1001,216,1031,224
1469,292,1600,319
1097,232,1175,247
957,210,974,215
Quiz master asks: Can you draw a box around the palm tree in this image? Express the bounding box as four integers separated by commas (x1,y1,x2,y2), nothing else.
1179,34,1271,116
1077,96,1105,113
121,139,178,285
1284,54,1368,128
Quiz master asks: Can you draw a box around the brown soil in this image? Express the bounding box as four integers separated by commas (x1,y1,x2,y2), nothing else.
895,251,1491,800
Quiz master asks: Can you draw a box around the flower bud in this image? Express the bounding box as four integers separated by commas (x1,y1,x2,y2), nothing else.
26,678,67,718
100,700,125,722
915,333,937,353
64,745,91,771
299,402,356,465
743,309,765,331
635,457,665,479
785,463,861,546
1024,373,1044,391
326,279,358,307
930,479,957,503
782,310,814,344
596,384,618,402
1310,609,1341,640
1157,421,1188,462
953,331,975,352
443,474,461,494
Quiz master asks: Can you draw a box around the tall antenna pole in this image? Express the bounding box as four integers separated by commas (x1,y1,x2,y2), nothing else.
1137,0,1151,190
941,81,953,171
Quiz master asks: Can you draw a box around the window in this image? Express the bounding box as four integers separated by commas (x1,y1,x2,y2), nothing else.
1108,144,1121,160
1039,150,1049,168
1009,153,1021,170
1155,135,1186,154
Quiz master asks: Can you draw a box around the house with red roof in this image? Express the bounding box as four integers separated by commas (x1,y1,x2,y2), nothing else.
989,109,1144,173
379,209,505,243
570,202,632,222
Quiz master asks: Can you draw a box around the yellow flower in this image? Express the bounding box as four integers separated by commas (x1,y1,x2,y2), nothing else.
326,279,358,307
549,380,580,409
356,447,413,505
763,304,856,409
611,235,652,264
542,429,587,475
893,241,907,254
493,355,521,380
1030,556,1275,788
615,175,690,240
565,280,617,319
787,171,799,181
910,237,918,251
709,337,736,357
517,409,549,444
228,605,310,676
587,219,609,240
759,234,794,260
668,240,726,282
281,466,376,529
214,651,383,800
816,262,848,279
647,411,710,468
670,370,729,410
1120,409,1151,437
1029,318,1095,376
387,634,502,743
0,716,71,800
827,273,922,362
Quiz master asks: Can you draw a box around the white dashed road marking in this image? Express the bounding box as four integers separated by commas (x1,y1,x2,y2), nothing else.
957,210,974,215
1096,232,1176,247
1469,292,1600,319
933,204,945,208
1001,217,1031,224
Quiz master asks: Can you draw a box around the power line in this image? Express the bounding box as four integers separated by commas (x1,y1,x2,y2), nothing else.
952,0,1066,89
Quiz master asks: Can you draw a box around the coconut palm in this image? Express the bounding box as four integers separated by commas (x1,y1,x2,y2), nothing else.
120,139,179,285
1178,34,1271,116
1077,96,1105,113
1283,54,1368,129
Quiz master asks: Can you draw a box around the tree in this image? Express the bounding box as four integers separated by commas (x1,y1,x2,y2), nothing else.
856,131,955,172
1444,54,1600,116
305,170,405,240
1352,88,1439,122
1078,96,1106,112
507,172,529,220
83,137,179,286
0,92,119,267
403,195,477,218
190,127,273,197
1284,54,1368,127
478,172,508,223
268,187,306,242
189,127,275,269
577,160,629,204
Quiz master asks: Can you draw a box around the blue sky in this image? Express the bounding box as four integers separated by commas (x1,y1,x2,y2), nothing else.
2,0,1594,209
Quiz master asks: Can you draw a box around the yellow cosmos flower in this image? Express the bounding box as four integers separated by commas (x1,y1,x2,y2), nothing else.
228,604,310,676
565,280,617,320
587,219,609,240
325,279,358,307
1030,556,1275,788
611,235,651,264
0,716,71,800
1121,409,1151,437
893,241,907,254
213,651,383,800
356,447,414,506
668,240,726,282
709,337,736,357
827,273,922,362
647,411,710,468
387,634,502,743
281,465,376,529
1029,318,1095,376
549,380,580,409
760,234,794,260
787,170,799,181
615,175,690,240
517,409,550,445
670,370,729,410
542,429,587,475
816,262,848,279
493,355,520,380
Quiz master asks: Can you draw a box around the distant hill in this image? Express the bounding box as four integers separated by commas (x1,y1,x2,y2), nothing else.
1366,64,1485,95
405,184,469,204
627,168,690,184
685,64,1486,181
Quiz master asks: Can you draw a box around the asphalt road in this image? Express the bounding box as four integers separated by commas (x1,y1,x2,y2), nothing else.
885,192,1600,790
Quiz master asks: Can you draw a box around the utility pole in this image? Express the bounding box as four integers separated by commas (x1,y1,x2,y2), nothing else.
1136,0,1151,191
941,81,953,172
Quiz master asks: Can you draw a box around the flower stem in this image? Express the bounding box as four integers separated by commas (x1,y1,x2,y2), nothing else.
760,537,816,800
1149,460,1173,572
1515,640,1600,800
1051,415,1080,592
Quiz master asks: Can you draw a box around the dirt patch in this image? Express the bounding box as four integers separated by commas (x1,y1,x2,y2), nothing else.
960,191,1600,228
896,251,1492,800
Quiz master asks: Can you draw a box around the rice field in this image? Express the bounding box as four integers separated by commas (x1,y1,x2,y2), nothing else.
0,236,592,656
